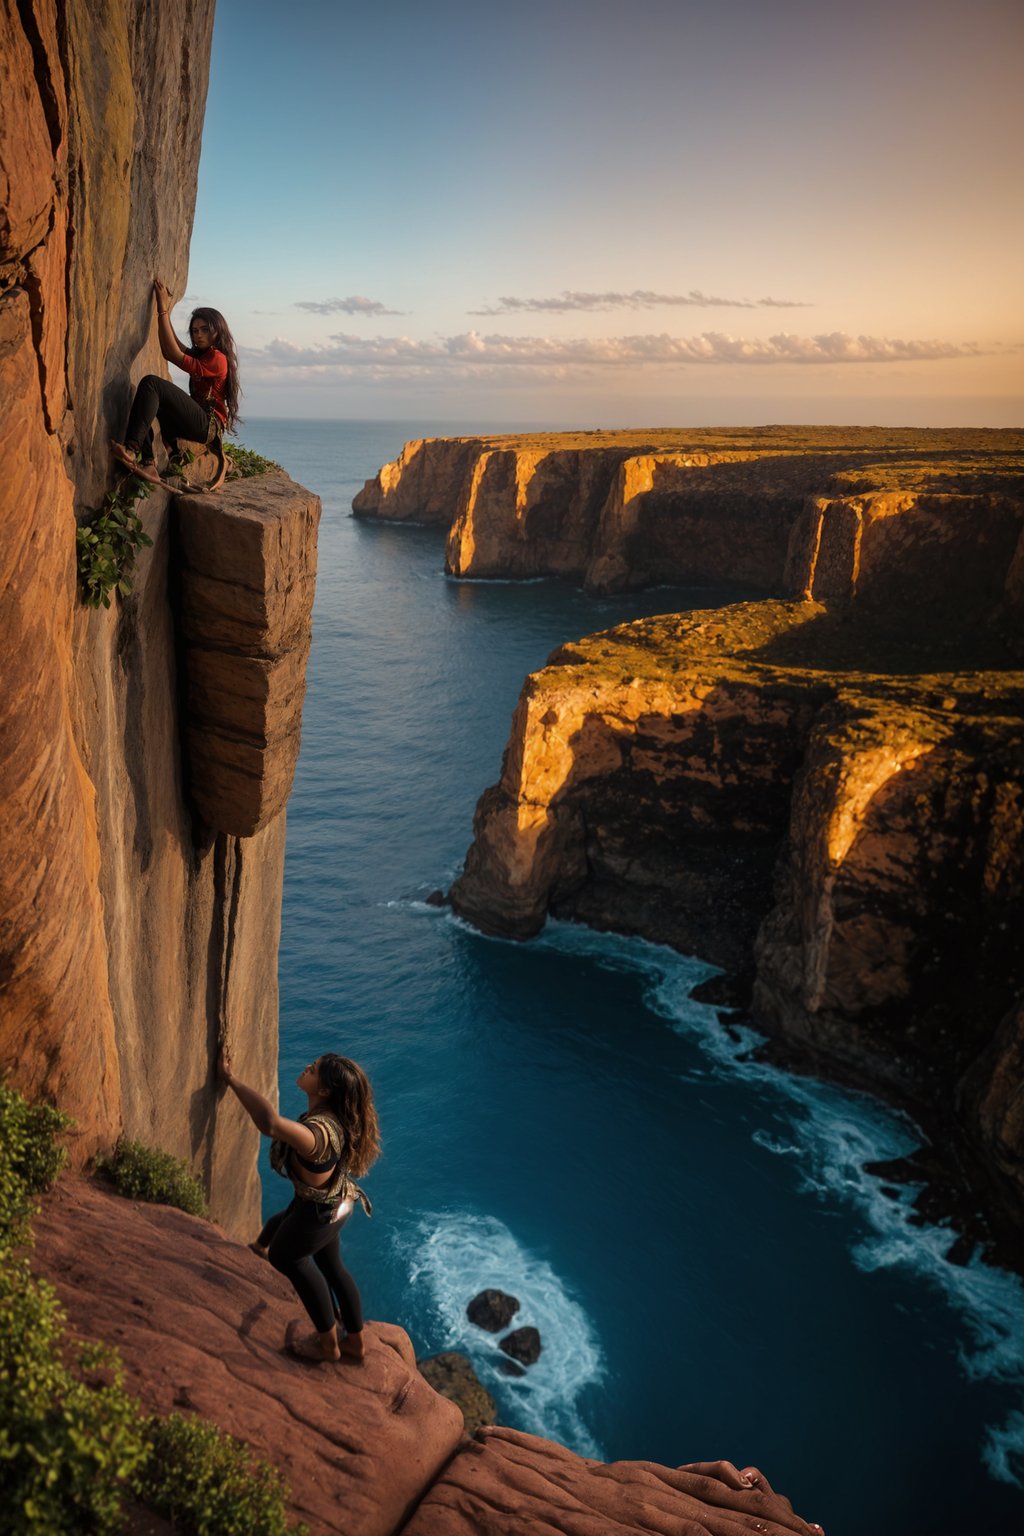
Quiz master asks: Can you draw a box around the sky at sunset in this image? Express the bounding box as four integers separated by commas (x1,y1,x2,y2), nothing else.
182,0,1023,426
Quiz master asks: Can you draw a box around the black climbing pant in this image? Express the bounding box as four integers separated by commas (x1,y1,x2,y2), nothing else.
124,374,216,460
258,1198,364,1336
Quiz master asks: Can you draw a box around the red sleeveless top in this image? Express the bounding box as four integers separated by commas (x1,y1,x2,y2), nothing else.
177,346,228,425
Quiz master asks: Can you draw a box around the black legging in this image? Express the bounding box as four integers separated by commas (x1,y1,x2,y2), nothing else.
124,374,216,461
258,1199,364,1336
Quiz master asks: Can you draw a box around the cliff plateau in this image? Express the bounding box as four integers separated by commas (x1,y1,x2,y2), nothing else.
32,1173,826,1536
353,427,1024,605
0,1,318,1237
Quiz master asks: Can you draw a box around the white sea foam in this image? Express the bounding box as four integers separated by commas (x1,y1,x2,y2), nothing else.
405,1208,605,1458
984,1410,1024,1487
528,918,1024,1489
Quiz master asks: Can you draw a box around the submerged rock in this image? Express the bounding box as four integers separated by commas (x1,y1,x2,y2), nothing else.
417,1352,497,1435
467,1288,520,1332
499,1325,542,1366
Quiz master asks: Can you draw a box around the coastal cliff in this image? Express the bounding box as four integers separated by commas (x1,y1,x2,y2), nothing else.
353,427,1024,599
0,1,318,1237
360,428,1024,1237
450,591,1024,1247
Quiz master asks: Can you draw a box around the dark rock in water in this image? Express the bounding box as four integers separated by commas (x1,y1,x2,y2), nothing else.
467,1288,520,1332
690,970,754,1010
496,1357,526,1378
417,1352,497,1435
499,1326,542,1366
945,1233,976,1267
425,889,448,908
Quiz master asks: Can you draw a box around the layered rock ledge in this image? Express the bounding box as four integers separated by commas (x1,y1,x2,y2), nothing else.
32,1175,824,1536
353,428,1024,600
177,471,320,837
450,600,1024,1246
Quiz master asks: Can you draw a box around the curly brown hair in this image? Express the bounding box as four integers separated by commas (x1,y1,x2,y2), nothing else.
316,1054,381,1178
189,307,242,433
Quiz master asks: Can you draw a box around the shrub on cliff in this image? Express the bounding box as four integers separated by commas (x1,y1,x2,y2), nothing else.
225,441,280,478
96,1138,209,1216
76,479,154,609
0,1082,146,1532
0,1086,306,1533
138,1413,305,1536
0,1083,71,1250
0,1268,150,1533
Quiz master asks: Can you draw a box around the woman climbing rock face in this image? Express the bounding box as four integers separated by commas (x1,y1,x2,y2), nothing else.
110,278,240,490
219,1048,380,1364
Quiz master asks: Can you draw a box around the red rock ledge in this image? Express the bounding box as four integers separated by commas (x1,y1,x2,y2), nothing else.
32,1176,822,1536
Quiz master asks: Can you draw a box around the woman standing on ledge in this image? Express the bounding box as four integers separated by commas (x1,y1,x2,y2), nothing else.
219,1050,380,1364
111,278,240,488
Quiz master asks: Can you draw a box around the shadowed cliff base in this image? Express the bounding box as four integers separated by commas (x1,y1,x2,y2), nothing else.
33,1174,826,1536
448,597,1024,1269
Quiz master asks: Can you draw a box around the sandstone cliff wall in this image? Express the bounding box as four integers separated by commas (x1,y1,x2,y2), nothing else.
1,1,317,1237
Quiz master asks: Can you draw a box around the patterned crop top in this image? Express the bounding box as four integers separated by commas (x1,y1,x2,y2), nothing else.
269,1111,372,1215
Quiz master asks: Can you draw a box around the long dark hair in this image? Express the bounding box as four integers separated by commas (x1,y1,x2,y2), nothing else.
189,306,242,433
316,1054,381,1178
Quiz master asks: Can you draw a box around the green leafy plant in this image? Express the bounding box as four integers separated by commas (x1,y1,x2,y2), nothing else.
0,1087,305,1533
137,1413,306,1536
76,479,154,609
0,1265,151,1534
0,1082,70,1252
0,1083,146,1532
224,440,280,479
96,1139,208,1217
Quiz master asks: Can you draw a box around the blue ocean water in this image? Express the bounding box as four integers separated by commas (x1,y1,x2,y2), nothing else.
242,418,1024,1536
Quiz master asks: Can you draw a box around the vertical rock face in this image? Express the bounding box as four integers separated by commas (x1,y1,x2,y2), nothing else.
445,446,638,579
786,489,1024,626
1,2,313,1236
452,606,828,966
352,436,484,524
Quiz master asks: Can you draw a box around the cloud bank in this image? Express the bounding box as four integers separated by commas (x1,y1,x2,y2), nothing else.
294,295,405,317
242,329,982,380
470,289,812,315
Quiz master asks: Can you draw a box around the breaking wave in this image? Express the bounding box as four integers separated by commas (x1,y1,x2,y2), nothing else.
405,1208,605,1458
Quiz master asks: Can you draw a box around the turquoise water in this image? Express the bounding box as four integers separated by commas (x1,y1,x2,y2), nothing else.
243,418,1024,1536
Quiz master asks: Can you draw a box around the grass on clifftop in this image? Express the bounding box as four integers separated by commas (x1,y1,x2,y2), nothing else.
0,1084,306,1535
225,441,281,479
